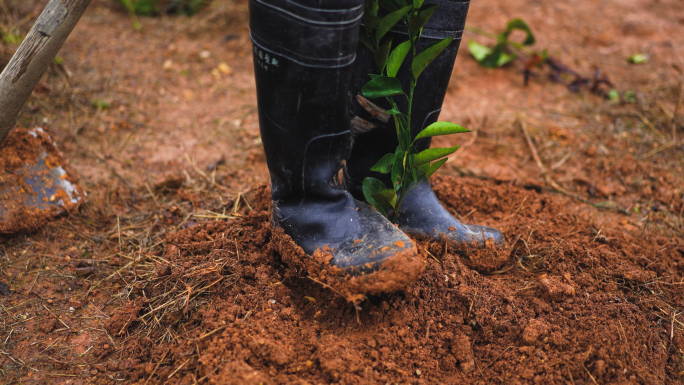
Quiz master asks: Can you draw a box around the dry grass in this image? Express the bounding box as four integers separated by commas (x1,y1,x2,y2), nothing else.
134,247,240,339
0,131,250,379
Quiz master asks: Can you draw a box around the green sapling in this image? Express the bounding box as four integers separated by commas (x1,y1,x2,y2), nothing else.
360,0,470,222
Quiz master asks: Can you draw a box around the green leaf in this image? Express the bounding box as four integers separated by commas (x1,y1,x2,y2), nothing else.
608,89,620,105
363,177,386,197
362,76,405,98
414,121,470,141
398,115,412,149
363,177,389,214
92,99,111,110
371,153,396,174
468,40,492,62
501,18,535,46
376,5,413,42
364,0,381,33
623,90,636,104
2,32,23,44
411,166,419,181
413,0,424,9
391,147,404,188
372,189,398,209
387,40,411,77
378,0,398,11
425,157,448,179
495,49,517,67
408,3,438,37
379,0,406,12
416,162,429,173
628,53,649,64
386,108,403,115
359,33,376,53
411,36,454,80
470,42,517,68
374,37,393,72
131,0,161,15
412,146,459,166
469,19,534,68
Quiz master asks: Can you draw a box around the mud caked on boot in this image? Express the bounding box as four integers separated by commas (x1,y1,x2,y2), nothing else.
249,0,424,293
346,0,504,250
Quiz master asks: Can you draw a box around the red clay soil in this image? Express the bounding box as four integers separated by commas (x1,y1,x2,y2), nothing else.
103,179,683,384
0,0,683,384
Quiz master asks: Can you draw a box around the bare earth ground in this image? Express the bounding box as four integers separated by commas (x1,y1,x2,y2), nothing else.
1,0,684,383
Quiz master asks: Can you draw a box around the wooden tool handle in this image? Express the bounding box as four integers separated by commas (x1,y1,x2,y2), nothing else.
0,0,92,145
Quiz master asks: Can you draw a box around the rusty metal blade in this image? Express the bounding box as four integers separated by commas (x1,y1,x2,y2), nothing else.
0,127,85,234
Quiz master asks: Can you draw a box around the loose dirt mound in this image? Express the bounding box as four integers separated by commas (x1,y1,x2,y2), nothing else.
106,178,683,384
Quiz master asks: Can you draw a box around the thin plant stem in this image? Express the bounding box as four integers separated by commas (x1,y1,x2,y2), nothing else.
392,182,407,222
391,13,421,222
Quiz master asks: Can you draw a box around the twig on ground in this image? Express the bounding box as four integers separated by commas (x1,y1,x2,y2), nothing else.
144,182,161,208
168,358,191,380
43,303,70,330
194,359,224,384
566,363,576,385
307,276,362,323
660,216,684,236
550,143,587,171
641,141,675,159
196,326,229,341
520,120,547,174
581,363,599,385
144,348,169,385
482,346,513,370
672,81,683,144
184,153,232,193
518,119,630,215
635,111,666,143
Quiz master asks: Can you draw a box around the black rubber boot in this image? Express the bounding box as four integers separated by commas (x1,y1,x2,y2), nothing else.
249,0,418,274
346,0,504,248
